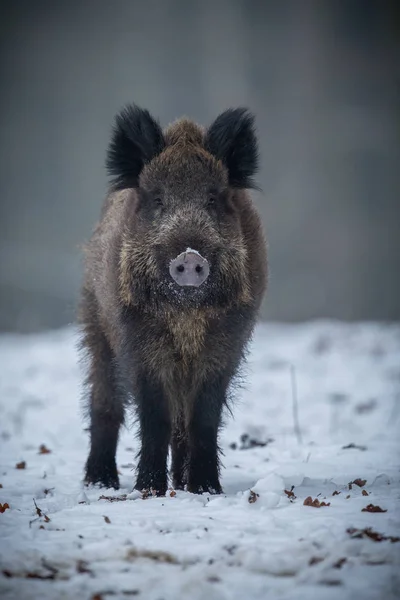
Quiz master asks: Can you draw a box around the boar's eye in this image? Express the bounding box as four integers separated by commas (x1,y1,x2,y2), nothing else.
153,197,164,207
207,196,217,208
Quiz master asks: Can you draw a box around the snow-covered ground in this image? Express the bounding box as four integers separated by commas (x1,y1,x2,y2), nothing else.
0,321,399,600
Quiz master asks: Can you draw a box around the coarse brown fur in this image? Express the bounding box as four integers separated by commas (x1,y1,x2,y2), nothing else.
79,104,268,495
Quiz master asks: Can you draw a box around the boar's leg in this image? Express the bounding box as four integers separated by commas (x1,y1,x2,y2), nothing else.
171,417,188,490
134,375,171,496
186,375,226,494
84,330,125,490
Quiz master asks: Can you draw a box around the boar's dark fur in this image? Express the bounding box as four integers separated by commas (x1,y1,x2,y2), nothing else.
80,103,268,495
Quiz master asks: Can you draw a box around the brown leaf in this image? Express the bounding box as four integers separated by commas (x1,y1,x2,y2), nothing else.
126,548,178,564
0,483,3,488
309,556,324,566
103,515,111,524
347,527,399,543
362,489,369,496
352,478,367,487
362,504,387,513
0,503,10,513
304,496,330,508
38,444,51,455
169,490,176,497
16,461,26,469
284,486,296,500
333,557,347,569
92,595,103,600
342,443,367,451
31,498,51,525
346,495,351,499
332,490,341,496
98,494,127,502
76,560,93,575
248,490,259,504
4,562,59,580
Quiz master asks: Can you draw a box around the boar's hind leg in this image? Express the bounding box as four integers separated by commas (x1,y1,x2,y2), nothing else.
186,376,226,495
84,328,125,490
171,417,188,490
134,376,171,496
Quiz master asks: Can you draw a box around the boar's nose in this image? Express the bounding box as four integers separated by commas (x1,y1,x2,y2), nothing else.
169,250,210,287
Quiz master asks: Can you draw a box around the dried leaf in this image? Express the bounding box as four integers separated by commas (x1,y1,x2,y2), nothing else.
0,503,10,513
16,461,26,469
309,556,324,566
76,560,93,575
98,494,127,502
352,478,367,487
103,515,111,524
92,595,103,600
362,489,369,496
26,572,56,580
3,564,57,580
304,496,330,508
284,486,296,500
333,558,347,569
169,490,176,497
342,443,367,451
0,483,3,488
30,498,51,526
38,444,51,455
126,548,178,564
347,527,399,543
248,490,259,504
332,491,341,496
33,498,43,517
239,433,272,450
346,495,351,499
362,504,387,513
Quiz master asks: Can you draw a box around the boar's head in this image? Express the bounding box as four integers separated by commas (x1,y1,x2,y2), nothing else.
107,104,259,311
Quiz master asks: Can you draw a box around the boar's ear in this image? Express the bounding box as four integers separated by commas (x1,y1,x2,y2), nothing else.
106,104,165,190
205,108,258,189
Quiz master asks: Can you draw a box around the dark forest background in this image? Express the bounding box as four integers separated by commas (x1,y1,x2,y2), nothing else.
1,0,399,331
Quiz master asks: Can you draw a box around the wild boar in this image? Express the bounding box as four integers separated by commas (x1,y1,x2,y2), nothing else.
80,103,267,495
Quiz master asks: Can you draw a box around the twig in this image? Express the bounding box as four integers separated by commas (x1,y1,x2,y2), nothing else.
290,365,303,445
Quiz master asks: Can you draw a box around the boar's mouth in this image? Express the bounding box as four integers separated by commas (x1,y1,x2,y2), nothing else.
169,249,210,288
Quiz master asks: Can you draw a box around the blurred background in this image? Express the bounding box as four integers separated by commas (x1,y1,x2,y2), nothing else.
0,0,399,332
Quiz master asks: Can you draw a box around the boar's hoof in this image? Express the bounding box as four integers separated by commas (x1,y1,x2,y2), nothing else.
187,482,223,495
169,250,209,287
84,459,120,490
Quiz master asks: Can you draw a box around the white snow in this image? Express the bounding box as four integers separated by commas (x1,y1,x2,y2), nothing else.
0,321,399,600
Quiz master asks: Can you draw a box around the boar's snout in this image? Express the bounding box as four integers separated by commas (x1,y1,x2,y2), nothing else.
169,250,210,287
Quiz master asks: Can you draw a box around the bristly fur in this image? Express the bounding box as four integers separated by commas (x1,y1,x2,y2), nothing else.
205,108,259,189
106,104,165,191
80,103,268,497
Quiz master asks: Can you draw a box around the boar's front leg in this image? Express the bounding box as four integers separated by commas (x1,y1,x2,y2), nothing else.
171,416,188,490
84,330,125,490
134,374,171,496
186,375,227,495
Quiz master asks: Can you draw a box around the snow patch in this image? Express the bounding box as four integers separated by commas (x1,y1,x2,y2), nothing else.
0,321,399,599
